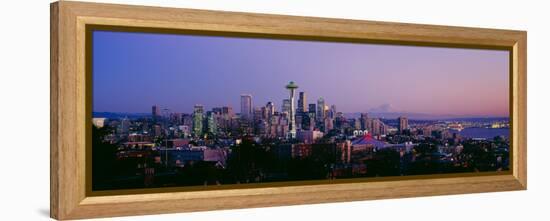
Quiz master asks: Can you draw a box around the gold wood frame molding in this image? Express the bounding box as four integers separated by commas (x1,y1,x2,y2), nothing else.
50,1,527,220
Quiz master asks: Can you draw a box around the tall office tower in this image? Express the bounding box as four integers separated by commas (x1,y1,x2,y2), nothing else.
317,97,325,122
398,116,409,133
334,112,345,129
380,123,388,135
206,111,217,135
182,114,193,127
222,106,233,116
354,118,361,130
285,81,299,139
307,114,316,130
240,94,253,119
120,117,130,134
253,107,263,121
282,99,291,114
308,103,316,115
260,106,268,120
369,118,381,136
295,114,303,130
153,124,162,137
193,105,204,136
308,103,317,128
329,105,337,119
324,117,334,132
297,91,307,114
266,102,275,119
360,113,368,130
218,107,231,132
152,105,160,120
162,108,170,119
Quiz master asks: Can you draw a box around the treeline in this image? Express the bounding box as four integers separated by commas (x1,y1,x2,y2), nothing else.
92,125,509,190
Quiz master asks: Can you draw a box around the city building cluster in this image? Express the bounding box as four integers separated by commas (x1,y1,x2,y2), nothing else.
92,81,510,190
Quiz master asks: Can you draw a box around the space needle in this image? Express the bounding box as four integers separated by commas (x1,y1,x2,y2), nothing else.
285,81,298,139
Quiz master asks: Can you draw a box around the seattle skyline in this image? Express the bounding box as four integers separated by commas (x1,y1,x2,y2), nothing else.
93,30,510,117
91,29,511,191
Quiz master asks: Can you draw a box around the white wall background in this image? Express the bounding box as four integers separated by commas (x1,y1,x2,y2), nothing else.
0,0,548,220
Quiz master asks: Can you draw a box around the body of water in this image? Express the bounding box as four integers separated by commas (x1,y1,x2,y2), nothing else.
450,127,510,139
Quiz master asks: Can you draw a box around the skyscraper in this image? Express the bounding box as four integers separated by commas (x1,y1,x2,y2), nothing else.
308,103,316,115
222,106,233,117
240,94,252,119
206,111,217,135
398,116,408,133
285,81,299,139
153,124,162,137
220,106,233,132
329,105,337,119
253,107,263,121
193,105,204,136
324,117,334,132
282,99,291,114
120,117,130,134
317,97,325,122
297,92,307,114
152,105,160,120
266,102,275,119
360,113,368,130
368,118,382,136
308,103,317,129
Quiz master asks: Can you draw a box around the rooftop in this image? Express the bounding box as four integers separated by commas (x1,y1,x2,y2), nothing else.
352,133,387,148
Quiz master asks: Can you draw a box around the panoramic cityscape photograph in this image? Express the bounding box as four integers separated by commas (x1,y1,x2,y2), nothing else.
91,30,510,191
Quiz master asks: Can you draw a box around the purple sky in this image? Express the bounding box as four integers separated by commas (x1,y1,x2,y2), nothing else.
93,30,509,117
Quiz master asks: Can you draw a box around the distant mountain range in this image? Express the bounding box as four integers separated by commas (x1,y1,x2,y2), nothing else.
343,112,509,121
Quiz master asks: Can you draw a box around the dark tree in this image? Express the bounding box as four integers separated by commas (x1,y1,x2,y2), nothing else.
459,140,500,172
365,148,400,177
406,143,445,175
225,139,270,183
91,125,118,190
287,143,340,180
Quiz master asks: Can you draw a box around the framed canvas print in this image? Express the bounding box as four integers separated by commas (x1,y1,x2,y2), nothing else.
50,1,527,220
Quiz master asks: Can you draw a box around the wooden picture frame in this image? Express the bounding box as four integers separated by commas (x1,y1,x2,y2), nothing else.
50,1,527,220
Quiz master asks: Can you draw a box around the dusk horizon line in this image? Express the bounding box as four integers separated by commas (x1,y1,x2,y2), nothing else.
92,110,510,119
